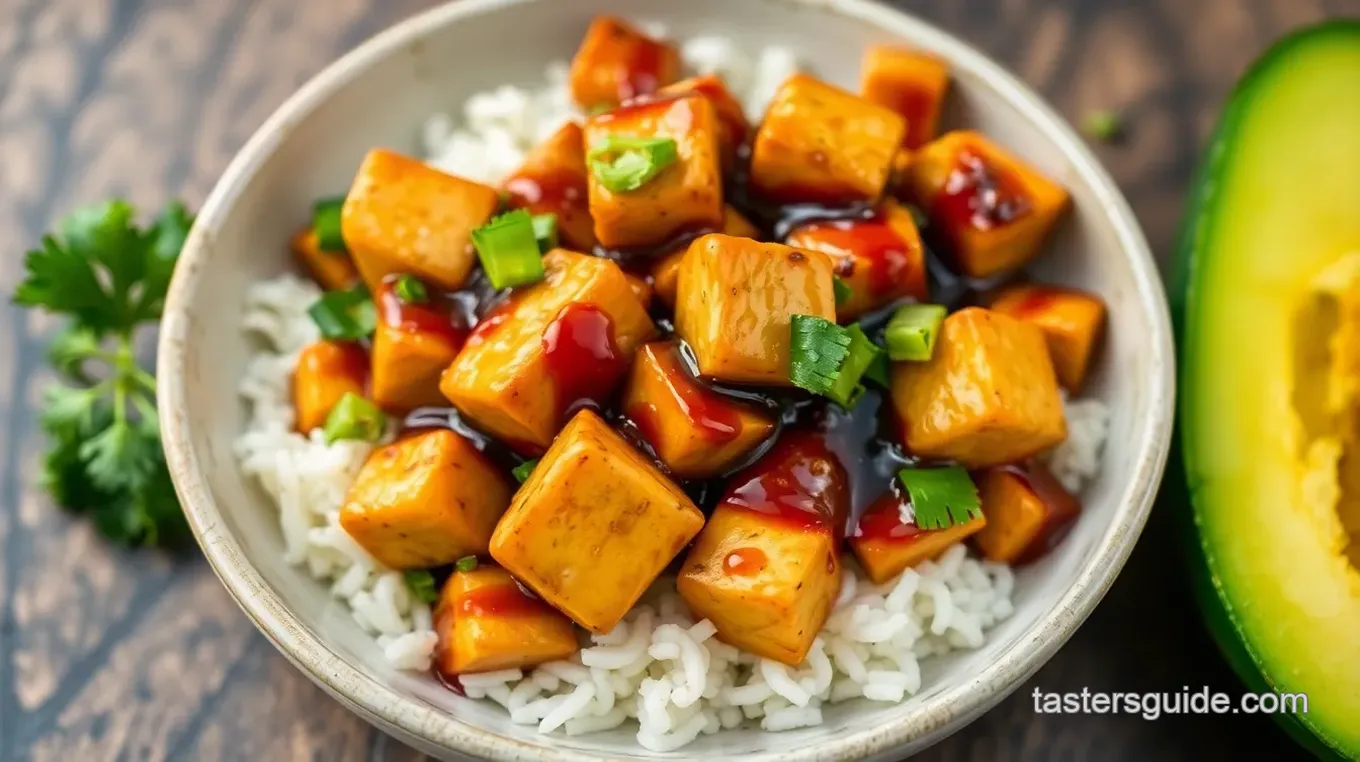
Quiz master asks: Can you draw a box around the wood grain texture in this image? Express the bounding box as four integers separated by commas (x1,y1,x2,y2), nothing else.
0,0,1354,759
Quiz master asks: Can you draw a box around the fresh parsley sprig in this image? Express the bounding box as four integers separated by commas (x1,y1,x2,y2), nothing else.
13,199,194,548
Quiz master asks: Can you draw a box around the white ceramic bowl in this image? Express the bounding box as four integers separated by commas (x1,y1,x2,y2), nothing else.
158,0,1175,759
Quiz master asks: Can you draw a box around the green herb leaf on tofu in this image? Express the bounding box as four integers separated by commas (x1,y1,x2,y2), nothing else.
322,392,387,445
404,569,440,604
587,135,678,193
392,274,428,305
308,282,376,341
898,466,982,530
512,458,539,483
471,209,547,290
455,555,479,573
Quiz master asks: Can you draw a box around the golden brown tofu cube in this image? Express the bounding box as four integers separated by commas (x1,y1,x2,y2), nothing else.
785,198,928,321
503,123,597,252
339,429,512,569
440,250,656,454
675,234,836,385
293,340,368,434
432,565,578,677
652,205,761,309
622,341,775,479
989,284,1107,392
849,491,986,584
624,273,653,309
490,409,704,633
676,432,849,665
341,148,500,291
659,74,751,173
974,463,1081,564
585,94,724,249
749,73,906,205
568,16,681,110
290,227,359,291
370,278,465,413
891,307,1067,467
860,46,950,150
905,131,1069,278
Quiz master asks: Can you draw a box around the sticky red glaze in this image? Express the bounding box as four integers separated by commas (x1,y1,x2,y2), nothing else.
933,148,1032,234
880,85,935,150
541,303,627,419
792,215,924,298
1009,286,1063,318
683,77,749,151
852,490,930,544
628,344,742,448
455,583,557,618
619,36,670,102
720,431,851,538
327,341,370,386
465,299,516,348
722,547,768,576
996,462,1082,564
377,278,465,346
505,167,588,221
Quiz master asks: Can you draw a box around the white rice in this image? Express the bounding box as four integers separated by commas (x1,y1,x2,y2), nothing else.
234,32,1109,750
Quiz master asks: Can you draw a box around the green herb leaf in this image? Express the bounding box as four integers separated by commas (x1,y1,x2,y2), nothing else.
825,324,883,408
898,466,981,531
531,213,559,253
864,351,891,389
789,315,852,397
885,303,947,361
1082,110,1122,142
587,135,678,193
392,274,428,305
308,282,376,341
471,209,547,290
404,569,440,604
512,458,539,483
322,392,387,444
455,555,479,573
312,195,347,252
833,277,853,307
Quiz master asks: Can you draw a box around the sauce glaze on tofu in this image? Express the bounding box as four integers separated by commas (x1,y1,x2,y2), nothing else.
286,15,1106,681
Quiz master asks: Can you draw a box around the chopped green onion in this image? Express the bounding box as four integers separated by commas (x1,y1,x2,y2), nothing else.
322,392,387,445
588,103,613,117
898,466,981,530
512,458,539,483
308,282,376,341
1082,110,1122,142
885,303,947,361
833,277,853,306
587,135,678,193
907,204,929,229
471,209,546,289
864,351,891,389
392,274,428,305
531,214,558,253
788,316,881,407
826,324,883,408
403,569,439,604
455,555,479,573
312,196,347,252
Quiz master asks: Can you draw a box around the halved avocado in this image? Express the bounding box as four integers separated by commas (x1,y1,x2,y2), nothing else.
1172,20,1360,760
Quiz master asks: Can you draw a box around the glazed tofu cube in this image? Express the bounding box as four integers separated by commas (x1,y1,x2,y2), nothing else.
659,74,751,173
585,93,724,249
890,307,1067,467
624,273,653,309
860,46,950,150
849,490,986,584
785,198,928,321
490,409,705,633
290,227,358,291
569,15,680,110
677,432,849,665
990,284,1107,391
905,131,1069,278
432,565,578,676
370,278,465,413
503,123,597,251
974,463,1081,564
339,429,513,569
675,234,837,385
622,341,776,479
749,73,906,205
652,205,761,309
440,250,656,454
341,148,500,291
293,340,368,433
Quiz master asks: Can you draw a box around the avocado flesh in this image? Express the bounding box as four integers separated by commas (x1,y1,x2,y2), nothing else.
1177,21,1360,759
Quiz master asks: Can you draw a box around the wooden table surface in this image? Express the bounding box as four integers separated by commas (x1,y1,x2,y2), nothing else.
0,0,1351,759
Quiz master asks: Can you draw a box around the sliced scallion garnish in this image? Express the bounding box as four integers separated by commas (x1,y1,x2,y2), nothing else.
471,209,546,290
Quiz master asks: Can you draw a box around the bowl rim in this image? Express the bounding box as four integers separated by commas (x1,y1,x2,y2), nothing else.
157,0,1176,759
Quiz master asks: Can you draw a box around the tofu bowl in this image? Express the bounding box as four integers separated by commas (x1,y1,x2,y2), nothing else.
157,0,1174,759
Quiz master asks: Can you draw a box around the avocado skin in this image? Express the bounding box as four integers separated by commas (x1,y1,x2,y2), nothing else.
1169,19,1360,762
